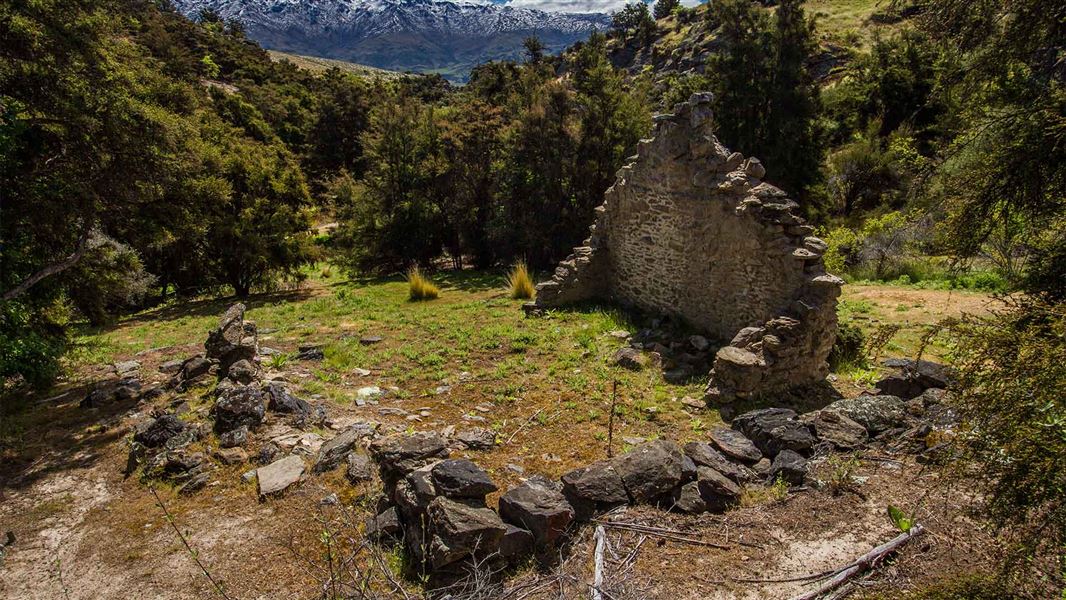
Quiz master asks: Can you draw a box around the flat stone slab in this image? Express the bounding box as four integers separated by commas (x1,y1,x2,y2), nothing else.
257,455,305,496
708,427,761,463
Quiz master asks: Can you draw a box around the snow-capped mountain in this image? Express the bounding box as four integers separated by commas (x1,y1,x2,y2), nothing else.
171,0,610,81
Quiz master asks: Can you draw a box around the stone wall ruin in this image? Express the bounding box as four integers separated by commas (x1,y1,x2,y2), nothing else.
532,93,842,403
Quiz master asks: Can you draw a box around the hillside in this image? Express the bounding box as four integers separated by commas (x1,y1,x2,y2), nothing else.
267,50,407,78
599,0,911,96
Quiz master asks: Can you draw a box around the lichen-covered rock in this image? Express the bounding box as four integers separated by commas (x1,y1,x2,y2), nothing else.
219,425,248,448
346,453,375,484
430,459,498,499
707,427,761,463
499,477,574,547
454,428,496,450
732,408,816,457
682,441,757,484
368,431,450,484
213,386,266,433
804,409,867,449
826,395,907,434
134,415,187,449
426,497,507,569
264,382,310,417
615,440,686,504
204,303,258,378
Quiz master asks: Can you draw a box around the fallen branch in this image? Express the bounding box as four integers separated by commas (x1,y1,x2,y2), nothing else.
506,408,544,444
150,484,234,600
594,521,731,549
590,525,606,600
788,524,926,600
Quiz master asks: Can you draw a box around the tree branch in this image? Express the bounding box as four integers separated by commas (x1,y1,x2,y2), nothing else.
1,220,95,302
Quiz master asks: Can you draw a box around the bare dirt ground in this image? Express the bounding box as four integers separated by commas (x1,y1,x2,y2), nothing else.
0,282,1003,599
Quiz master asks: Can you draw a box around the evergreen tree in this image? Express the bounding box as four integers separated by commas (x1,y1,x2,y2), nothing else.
708,0,823,203
654,0,680,20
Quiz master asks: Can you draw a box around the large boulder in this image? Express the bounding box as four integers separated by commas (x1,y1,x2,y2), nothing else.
257,455,305,496
707,427,761,463
369,431,450,484
134,415,187,449
213,386,266,433
769,449,807,485
732,408,816,457
430,460,498,500
804,409,868,449
695,467,741,512
499,477,574,547
826,395,907,434
615,440,686,504
683,442,758,484
560,459,628,520
426,496,507,569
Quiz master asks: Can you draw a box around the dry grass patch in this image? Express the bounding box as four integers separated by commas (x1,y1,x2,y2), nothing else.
505,262,535,300
406,266,440,301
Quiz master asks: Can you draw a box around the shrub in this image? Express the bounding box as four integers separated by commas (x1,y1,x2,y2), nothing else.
828,320,866,371
949,300,1066,594
406,267,439,301
505,262,535,300
0,301,68,391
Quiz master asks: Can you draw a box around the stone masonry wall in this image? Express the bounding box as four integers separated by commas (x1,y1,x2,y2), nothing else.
533,93,842,402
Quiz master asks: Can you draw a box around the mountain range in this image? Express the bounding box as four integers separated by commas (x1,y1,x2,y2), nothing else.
172,0,611,81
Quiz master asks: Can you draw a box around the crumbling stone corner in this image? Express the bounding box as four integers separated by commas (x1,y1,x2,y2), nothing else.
531,92,842,403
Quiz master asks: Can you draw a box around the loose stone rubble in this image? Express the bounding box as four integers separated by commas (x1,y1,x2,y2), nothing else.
116,304,960,588
529,93,842,404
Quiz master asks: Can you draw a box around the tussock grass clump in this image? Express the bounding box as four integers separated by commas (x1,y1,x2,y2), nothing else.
407,267,440,301
506,262,535,300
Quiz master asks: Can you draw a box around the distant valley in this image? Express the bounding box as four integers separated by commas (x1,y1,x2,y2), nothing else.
173,0,611,81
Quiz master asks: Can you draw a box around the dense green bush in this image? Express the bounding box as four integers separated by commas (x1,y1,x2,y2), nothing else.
950,301,1066,595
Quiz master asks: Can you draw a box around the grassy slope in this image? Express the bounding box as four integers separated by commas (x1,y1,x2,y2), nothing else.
266,50,406,79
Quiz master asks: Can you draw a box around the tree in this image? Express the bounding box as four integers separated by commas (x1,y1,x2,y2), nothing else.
202,127,315,297
335,93,445,273
612,2,656,42
654,0,680,20
708,0,824,203
522,36,545,63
